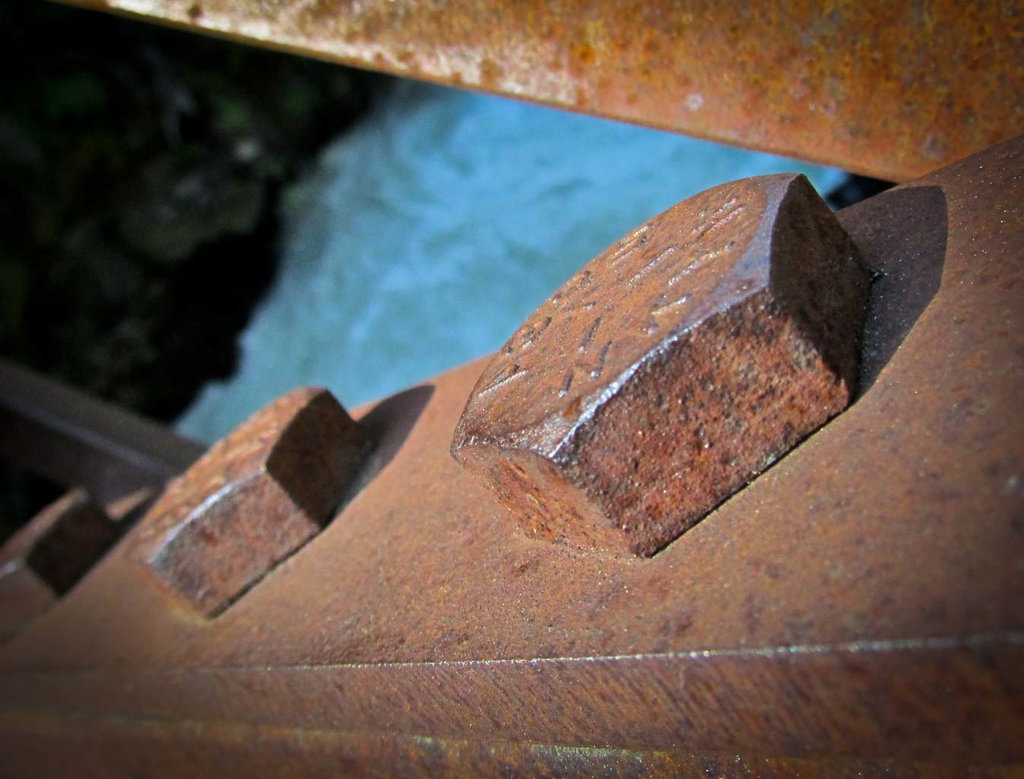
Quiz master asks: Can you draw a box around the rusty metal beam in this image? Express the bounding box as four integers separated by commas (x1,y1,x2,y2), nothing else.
0,358,205,506
0,137,1021,773
58,0,1024,181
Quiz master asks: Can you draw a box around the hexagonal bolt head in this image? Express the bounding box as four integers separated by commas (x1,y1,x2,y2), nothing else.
452,174,871,557
134,387,372,617
0,489,118,641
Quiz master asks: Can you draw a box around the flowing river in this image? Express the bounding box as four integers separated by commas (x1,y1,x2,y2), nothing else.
177,81,844,442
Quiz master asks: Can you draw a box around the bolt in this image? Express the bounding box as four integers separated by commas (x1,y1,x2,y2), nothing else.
135,387,372,617
0,489,118,641
452,174,870,556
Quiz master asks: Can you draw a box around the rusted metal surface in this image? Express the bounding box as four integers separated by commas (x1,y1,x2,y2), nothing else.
453,173,869,556
0,490,117,642
5,712,1020,779
0,138,1021,773
0,357,206,506
135,387,372,617
60,0,1024,181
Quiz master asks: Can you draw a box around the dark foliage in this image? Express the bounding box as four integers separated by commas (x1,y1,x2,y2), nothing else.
0,2,380,420
0,2,381,533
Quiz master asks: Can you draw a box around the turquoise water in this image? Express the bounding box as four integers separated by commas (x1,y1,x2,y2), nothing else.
177,81,845,442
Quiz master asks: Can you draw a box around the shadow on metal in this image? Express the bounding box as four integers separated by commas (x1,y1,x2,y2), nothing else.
842,185,948,394
342,384,436,508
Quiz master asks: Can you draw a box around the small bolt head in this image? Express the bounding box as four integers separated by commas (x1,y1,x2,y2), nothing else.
134,387,371,616
0,489,117,641
452,174,870,556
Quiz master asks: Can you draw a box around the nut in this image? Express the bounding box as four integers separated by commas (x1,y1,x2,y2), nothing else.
0,489,118,641
452,174,870,556
135,387,371,616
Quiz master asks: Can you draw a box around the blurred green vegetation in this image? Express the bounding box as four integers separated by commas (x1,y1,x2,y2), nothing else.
0,2,381,534
0,1,380,420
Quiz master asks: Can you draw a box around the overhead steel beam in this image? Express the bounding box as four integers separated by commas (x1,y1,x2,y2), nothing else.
58,0,1024,181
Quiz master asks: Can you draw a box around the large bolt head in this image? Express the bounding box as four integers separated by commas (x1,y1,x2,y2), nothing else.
134,387,371,616
452,174,870,556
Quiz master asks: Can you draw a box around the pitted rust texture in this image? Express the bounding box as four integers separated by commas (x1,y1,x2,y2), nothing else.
60,0,1024,181
453,174,870,556
0,139,1022,772
0,489,117,642
134,387,371,617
